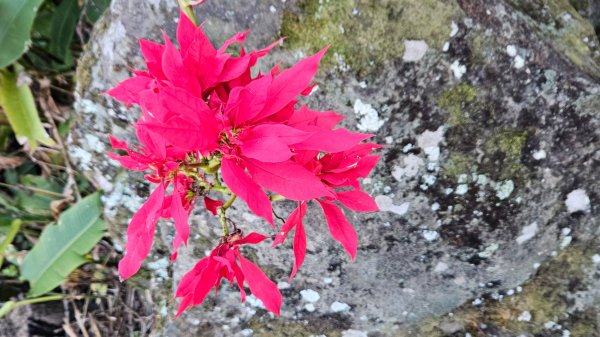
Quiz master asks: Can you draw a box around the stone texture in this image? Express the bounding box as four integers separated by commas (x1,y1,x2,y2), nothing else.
70,0,600,336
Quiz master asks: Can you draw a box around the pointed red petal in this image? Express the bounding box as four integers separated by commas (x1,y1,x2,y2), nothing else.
106,76,152,106
245,158,333,201
235,232,269,245
203,196,224,215
220,157,273,224
176,10,196,56
118,183,165,279
272,202,306,246
238,254,282,316
253,47,327,121
317,199,358,261
290,220,306,281
336,190,379,212
171,189,190,257
138,38,166,80
292,128,372,153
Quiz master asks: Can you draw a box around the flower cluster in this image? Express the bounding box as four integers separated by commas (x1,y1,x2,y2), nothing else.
107,11,380,316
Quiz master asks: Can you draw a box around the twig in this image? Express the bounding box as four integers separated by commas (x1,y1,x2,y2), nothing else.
38,78,81,201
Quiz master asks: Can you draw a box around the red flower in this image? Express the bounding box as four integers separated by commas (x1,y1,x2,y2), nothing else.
175,232,282,316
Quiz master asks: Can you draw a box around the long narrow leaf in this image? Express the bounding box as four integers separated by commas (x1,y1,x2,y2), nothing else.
0,67,55,151
0,0,44,67
20,193,105,297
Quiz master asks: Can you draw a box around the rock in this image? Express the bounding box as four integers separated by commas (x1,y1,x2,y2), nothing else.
72,0,600,336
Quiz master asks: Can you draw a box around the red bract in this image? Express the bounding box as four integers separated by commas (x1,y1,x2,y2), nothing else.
175,232,282,316
107,8,380,317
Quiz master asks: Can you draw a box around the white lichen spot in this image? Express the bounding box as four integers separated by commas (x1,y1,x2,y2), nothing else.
403,40,428,62
443,41,450,52
402,143,414,153
514,55,525,69
385,136,394,144
146,258,169,279
517,311,531,322
277,281,290,289
533,262,541,269
565,189,591,213
240,329,253,337
455,184,469,195
353,99,385,132
422,175,437,186
457,174,469,184
84,134,106,153
309,84,319,95
533,149,547,160
300,289,320,303
506,45,517,57
423,230,439,241
450,21,459,37
516,222,538,244
495,180,514,200
417,126,445,161
431,202,440,211
450,60,467,79
592,254,600,264
246,295,265,309
434,262,449,273
478,243,499,258
304,303,316,312
323,277,333,284
560,236,572,249
331,301,351,313
477,174,488,186
544,321,558,329
472,298,483,306
563,330,571,337
269,5,276,13
375,195,410,216
392,154,424,180
71,147,93,170
342,330,368,337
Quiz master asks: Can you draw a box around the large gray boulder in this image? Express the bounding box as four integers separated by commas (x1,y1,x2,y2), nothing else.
70,0,600,336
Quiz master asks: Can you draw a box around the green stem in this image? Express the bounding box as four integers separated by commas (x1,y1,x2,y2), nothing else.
218,194,237,237
0,219,21,266
177,0,199,26
0,294,63,318
222,194,237,210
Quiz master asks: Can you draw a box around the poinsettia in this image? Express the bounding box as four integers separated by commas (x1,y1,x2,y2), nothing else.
106,4,381,317
175,232,282,316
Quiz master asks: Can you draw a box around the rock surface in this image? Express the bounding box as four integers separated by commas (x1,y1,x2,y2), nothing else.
71,0,600,336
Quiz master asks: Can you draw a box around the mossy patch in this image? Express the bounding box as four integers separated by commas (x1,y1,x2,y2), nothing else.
483,129,528,180
437,83,478,127
280,0,462,74
442,153,475,178
509,0,600,78
245,314,350,337
398,242,599,336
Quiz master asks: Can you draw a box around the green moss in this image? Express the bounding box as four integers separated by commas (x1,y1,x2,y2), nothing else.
280,0,462,74
437,83,478,127
509,0,600,78
569,0,590,12
246,315,348,337
399,242,599,336
442,153,475,178
483,130,527,180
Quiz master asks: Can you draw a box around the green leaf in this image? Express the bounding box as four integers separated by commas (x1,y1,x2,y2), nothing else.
0,66,55,151
0,219,21,266
21,193,105,297
85,0,111,23
48,0,80,64
0,0,44,68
